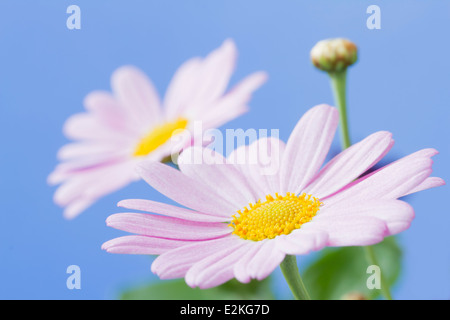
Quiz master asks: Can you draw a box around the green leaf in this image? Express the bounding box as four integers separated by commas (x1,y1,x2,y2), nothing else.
120,277,275,300
302,237,402,300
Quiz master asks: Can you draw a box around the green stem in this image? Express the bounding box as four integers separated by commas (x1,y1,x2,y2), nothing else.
328,70,393,300
329,71,351,149
364,246,393,300
280,255,311,300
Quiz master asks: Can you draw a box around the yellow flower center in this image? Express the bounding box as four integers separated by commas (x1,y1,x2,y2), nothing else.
133,118,188,157
229,192,322,241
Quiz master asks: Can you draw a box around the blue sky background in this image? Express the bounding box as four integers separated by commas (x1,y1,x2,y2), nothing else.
0,0,448,299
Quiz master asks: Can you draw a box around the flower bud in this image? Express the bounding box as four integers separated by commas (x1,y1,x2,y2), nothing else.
310,38,358,73
341,292,367,300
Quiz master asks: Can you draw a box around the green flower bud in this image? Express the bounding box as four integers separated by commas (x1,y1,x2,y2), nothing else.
310,38,358,73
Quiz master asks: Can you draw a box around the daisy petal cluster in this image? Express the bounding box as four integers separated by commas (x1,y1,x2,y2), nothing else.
48,40,267,219
102,104,444,289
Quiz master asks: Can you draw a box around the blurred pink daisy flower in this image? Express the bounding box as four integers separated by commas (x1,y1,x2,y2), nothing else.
48,40,267,219
102,104,444,289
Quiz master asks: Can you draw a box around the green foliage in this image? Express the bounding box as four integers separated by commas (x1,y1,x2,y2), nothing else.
302,237,402,300
120,277,274,300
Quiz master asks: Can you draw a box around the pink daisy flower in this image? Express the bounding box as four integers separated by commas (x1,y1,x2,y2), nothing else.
48,40,267,219
102,104,444,289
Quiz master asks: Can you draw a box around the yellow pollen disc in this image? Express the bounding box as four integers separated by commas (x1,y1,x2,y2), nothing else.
229,192,322,241
133,118,188,157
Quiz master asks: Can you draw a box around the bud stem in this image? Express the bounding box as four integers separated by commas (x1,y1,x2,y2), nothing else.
328,70,393,301
329,71,351,149
280,255,311,300
364,246,393,300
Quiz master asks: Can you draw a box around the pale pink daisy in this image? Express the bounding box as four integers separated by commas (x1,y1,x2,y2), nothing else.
48,40,267,219
102,104,444,289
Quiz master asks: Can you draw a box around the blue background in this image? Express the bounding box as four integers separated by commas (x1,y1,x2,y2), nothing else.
0,0,448,299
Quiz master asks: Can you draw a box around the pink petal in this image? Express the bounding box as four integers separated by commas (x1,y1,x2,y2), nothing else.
304,131,394,198
63,197,96,220
48,157,127,185
198,71,268,130
111,66,162,131
83,90,138,135
57,142,129,161
53,160,138,219
227,137,285,200
198,103,249,131
226,144,266,199
304,215,388,247
101,235,189,255
185,241,249,289
324,148,439,206
164,58,203,119
106,213,231,240
275,229,328,255
54,174,97,207
246,240,285,280
178,147,257,209
137,161,237,218
233,242,265,283
403,176,445,196
77,162,138,199
187,39,237,112
318,199,415,236
63,113,134,142
53,160,135,206
151,236,238,279
164,39,237,120
117,199,229,223
280,105,339,195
